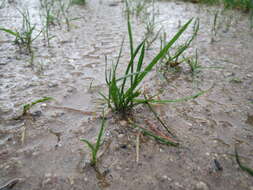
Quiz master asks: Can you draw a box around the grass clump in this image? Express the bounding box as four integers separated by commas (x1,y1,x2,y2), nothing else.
0,9,41,54
101,16,205,114
80,114,106,167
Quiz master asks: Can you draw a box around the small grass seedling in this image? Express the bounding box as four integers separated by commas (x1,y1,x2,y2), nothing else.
187,50,201,76
80,114,106,167
22,97,53,115
57,0,72,31
144,0,162,50
39,0,57,46
235,146,253,176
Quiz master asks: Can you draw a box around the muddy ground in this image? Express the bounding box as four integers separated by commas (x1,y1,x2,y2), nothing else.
0,0,253,189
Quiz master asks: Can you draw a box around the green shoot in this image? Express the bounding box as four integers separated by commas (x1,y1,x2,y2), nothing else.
39,0,57,46
80,114,106,166
23,97,53,115
187,49,201,76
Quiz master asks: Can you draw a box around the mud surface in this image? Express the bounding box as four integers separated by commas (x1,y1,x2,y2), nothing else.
0,0,253,189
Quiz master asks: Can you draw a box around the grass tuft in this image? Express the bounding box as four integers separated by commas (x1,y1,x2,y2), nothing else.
102,15,200,114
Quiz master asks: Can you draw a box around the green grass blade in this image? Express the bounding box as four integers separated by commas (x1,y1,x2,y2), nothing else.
131,122,179,146
133,90,206,104
23,96,53,115
127,13,134,58
94,113,106,152
127,19,193,96
0,28,19,37
80,138,95,152
137,19,193,83
145,96,175,137
235,147,253,176
134,42,146,84
120,40,145,94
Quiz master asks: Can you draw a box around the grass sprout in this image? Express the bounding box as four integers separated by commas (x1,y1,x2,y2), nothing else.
23,97,53,115
80,113,106,166
39,0,57,46
187,49,201,76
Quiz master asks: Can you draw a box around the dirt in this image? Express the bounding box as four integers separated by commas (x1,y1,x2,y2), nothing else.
0,0,253,189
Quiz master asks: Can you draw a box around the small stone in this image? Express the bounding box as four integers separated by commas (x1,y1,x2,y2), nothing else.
167,177,172,182
162,175,168,179
175,182,184,188
246,74,252,78
118,134,124,138
223,72,234,77
48,83,58,88
195,181,209,190
45,173,52,178
249,186,253,190
119,120,128,127
41,103,47,107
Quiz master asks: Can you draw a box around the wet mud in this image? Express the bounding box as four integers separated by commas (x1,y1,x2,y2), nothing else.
0,0,253,189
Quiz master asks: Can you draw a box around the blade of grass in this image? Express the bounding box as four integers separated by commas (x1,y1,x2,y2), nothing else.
235,146,253,176
133,89,206,104
131,122,179,146
144,95,175,137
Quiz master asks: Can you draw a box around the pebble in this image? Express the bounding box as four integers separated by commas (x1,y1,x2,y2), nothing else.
119,120,128,127
175,182,184,188
249,187,253,190
246,74,252,78
48,83,58,88
118,134,124,138
223,72,234,77
195,181,209,190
